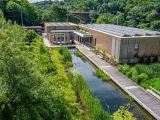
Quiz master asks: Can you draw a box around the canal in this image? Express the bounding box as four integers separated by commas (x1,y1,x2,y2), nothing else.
70,49,151,120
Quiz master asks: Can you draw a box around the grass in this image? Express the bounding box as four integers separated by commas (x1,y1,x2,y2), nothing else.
93,68,110,81
69,71,112,120
76,30,88,34
74,50,83,57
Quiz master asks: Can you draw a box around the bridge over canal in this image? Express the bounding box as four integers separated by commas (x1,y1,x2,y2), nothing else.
76,44,160,120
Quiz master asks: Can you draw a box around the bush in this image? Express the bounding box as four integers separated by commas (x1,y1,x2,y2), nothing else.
146,56,151,64
117,65,123,72
93,68,110,81
139,57,144,64
132,70,138,82
153,55,158,63
74,50,83,57
57,47,72,62
137,73,148,85
121,64,130,74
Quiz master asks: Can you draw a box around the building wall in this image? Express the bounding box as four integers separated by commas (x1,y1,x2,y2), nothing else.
44,23,78,41
80,26,160,63
79,26,114,55
121,37,160,60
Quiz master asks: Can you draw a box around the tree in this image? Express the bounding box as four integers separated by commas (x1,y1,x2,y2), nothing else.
146,10,159,21
6,1,21,23
26,30,38,43
96,13,116,24
89,10,99,23
51,4,67,22
0,0,4,10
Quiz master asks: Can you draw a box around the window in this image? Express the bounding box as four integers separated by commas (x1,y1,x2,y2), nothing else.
134,44,139,57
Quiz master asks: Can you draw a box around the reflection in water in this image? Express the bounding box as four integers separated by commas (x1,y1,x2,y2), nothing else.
71,49,150,120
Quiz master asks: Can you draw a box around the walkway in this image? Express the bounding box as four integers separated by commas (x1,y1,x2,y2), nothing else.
76,45,160,120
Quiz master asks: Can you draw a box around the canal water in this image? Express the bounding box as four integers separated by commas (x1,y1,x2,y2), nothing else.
70,49,150,120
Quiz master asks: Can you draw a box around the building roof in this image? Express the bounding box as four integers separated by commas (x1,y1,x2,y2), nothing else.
46,22,77,26
24,26,42,29
50,30,73,33
80,24,160,37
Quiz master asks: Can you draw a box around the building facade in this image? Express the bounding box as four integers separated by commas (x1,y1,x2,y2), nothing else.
44,22,160,63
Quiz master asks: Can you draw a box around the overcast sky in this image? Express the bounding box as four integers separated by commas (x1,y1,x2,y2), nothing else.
27,0,55,3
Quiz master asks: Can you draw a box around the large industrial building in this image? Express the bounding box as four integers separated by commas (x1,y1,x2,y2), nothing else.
44,22,160,63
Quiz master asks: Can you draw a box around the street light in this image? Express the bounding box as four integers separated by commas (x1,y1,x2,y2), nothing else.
19,0,23,26
20,6,23,26
116,11,119,25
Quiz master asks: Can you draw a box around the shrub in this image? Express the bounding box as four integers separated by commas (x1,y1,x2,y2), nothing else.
74,50,83,57
126,71,132,78
121,64,130,74
153,55,158,63
93,68,110,81
139,57,144,64
132,70,138,82
117,65,123,72
137,73,148,85
146,56,151,64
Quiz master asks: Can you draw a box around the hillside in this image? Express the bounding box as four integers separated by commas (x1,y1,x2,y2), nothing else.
33,0,160,30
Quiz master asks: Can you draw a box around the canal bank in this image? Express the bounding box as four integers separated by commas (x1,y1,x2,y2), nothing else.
70,49,151,120
75,45,160,120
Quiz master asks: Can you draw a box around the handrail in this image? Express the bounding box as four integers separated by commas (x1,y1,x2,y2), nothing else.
149,86,160,96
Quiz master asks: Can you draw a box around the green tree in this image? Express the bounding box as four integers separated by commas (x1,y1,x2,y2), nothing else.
150,20,160,31
51,4,67,22
26,30,38,43
6,1,21,23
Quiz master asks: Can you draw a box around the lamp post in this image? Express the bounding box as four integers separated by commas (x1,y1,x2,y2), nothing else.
116,11,119,25
21,6,23,26
20,0,23,26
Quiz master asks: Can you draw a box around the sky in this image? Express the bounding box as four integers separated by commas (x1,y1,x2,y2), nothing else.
27,0,55,3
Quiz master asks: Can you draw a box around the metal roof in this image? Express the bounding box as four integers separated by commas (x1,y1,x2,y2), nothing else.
80,24,160,37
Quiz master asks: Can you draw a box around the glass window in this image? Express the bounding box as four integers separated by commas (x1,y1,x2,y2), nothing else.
134,44,139,57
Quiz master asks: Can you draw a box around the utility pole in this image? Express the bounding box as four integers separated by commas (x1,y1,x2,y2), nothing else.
67,10,68,22
21,6,23,26
20,0,23,26
116,12,119,25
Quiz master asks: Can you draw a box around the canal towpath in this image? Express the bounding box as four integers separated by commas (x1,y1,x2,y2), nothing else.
75,44,160,120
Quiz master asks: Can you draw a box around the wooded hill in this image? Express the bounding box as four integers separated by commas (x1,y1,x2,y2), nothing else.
33,0,160,30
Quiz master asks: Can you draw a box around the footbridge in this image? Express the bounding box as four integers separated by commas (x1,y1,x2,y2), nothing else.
71,12,90,23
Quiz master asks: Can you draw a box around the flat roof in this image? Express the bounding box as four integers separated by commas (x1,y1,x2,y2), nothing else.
50,30,73,33
24,26,42,29
80,24,160,37
46,22,77,26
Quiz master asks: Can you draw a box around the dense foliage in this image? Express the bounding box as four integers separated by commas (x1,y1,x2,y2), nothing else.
0,12,83,119
1,0,160,30
117,63,160,92
32,0,160,30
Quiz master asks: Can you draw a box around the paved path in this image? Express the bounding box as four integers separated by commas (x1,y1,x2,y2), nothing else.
76,45,160,120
